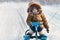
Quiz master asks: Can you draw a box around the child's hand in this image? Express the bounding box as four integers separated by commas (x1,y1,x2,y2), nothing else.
29,22,33,26
46,29,49,33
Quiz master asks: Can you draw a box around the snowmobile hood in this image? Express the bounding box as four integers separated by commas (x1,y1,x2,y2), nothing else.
27,2,42,13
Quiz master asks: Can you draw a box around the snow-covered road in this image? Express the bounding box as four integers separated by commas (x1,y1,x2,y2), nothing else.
0,2,60,40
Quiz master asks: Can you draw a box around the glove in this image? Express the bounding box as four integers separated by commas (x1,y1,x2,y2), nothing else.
29,22,33,26
46,29,49,33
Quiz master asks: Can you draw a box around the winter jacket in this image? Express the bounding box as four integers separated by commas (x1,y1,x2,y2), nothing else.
26,2,49,30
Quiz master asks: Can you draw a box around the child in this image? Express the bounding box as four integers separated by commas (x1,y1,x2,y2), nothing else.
26,2,49,39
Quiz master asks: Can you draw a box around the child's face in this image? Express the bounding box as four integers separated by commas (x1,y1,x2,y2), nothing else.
32,9,38,13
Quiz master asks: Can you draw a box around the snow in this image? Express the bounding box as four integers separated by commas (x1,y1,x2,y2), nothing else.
0,2,60,40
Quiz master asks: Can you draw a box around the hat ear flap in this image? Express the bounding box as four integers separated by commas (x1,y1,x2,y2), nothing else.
27,7,32,13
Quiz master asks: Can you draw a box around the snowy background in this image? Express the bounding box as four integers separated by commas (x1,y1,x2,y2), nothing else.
0,2,60,40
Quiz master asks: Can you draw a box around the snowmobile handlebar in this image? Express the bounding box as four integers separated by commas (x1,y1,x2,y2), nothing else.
31,22,41,27
25,22,41,35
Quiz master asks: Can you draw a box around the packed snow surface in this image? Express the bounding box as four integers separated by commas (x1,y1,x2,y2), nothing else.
0,2,60,40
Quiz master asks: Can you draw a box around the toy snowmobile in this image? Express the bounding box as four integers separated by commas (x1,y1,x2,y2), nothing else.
24,22,47,40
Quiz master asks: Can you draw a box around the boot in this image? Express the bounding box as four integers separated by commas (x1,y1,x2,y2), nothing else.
39,34,47,40
24,33,32,40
